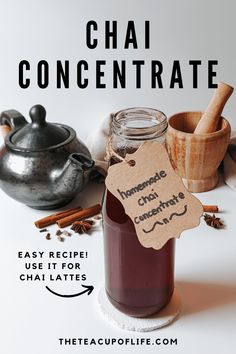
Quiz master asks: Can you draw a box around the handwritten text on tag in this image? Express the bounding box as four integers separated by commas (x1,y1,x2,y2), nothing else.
105,142,203,250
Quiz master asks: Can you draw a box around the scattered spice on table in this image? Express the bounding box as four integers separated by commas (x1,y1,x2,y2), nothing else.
36,203,101,241
203,205,219,213
40,228,48,233
57,235,65,242
45,233,51,240
71,220,94,234
57,204,101,228
62,230,72,237
34,206,82,228
203,213,224,229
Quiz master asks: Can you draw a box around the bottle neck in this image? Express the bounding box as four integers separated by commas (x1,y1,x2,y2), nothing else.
111,107,167,158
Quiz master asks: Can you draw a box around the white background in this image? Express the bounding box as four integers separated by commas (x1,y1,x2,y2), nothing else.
0,1,236,353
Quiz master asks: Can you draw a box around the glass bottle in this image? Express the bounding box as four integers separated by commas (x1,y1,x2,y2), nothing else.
102,107,175,317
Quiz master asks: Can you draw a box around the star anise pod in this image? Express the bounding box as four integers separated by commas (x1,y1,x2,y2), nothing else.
71,220,94,234
203,213,224,229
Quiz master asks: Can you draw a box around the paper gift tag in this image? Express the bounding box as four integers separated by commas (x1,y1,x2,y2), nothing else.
105,141,203,250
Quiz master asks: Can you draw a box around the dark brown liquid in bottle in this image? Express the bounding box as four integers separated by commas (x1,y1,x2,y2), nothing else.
103,160,175,317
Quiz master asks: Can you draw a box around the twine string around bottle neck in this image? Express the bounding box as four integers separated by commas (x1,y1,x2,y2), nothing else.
105,136,135,166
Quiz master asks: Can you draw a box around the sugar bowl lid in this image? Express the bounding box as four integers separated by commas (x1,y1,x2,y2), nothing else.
9,105,70,150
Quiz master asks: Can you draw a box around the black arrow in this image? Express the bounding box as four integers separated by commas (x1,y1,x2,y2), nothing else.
45,285,94,298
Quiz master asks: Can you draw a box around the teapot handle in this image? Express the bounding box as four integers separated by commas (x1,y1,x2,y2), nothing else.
0,109,27,137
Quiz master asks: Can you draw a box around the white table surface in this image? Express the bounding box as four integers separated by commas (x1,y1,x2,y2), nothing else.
0,174,235,354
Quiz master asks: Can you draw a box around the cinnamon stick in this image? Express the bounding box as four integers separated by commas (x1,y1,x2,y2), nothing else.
203,205,219,213
57,204,101,228
35,206,82,228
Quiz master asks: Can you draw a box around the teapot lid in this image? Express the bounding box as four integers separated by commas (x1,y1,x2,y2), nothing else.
11,105,69,150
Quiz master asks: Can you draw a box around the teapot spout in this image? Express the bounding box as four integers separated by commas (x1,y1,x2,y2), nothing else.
55,153,94,197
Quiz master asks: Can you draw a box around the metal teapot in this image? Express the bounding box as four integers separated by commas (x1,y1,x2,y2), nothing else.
0,104,94,209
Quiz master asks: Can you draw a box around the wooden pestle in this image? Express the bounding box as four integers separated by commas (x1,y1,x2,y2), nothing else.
194,82,234,134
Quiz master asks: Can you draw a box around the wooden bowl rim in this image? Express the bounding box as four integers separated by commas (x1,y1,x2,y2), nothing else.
167,111,230,138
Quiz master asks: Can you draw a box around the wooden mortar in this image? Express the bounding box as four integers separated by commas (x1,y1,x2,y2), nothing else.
166,112,231,192
166,82,233,193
